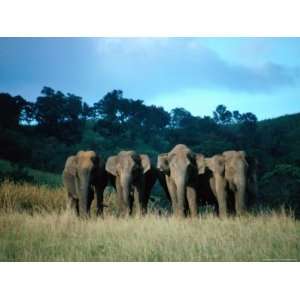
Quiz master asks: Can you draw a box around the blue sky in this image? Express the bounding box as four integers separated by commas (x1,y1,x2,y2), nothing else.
0,37,300,120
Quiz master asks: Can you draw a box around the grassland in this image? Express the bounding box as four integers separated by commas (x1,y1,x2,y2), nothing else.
0,180,299,262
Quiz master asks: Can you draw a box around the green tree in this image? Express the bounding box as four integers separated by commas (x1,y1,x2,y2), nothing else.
35,87,85,143
93,90,123,121
170,107,192,128
213,105,233,125
0,93,28,129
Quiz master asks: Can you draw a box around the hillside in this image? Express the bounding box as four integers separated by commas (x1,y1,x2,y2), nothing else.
258,113,300,166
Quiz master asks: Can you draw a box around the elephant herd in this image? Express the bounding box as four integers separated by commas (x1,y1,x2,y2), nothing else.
62,144,257,218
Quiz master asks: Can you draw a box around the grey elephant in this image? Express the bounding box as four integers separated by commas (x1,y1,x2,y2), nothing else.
62,150,107,217
105,151,157,217
196,150,257,217
157,144,199,217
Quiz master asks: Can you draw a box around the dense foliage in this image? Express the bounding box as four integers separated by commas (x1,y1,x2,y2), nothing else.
1,87,299,214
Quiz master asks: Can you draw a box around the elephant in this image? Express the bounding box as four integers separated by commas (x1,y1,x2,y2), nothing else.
105,151,157,217
62,150,107,217
196,153,228,216
194,153,219,214
157,144,199,218
196,150,256,217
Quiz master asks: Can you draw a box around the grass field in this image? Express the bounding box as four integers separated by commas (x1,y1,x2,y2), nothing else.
0,180,299,262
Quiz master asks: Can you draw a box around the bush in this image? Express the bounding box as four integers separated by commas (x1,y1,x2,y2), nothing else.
0,160,34,184
259,164,300,217
0,160,61,187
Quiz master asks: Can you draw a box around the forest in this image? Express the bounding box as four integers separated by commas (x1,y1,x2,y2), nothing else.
1,87,300,215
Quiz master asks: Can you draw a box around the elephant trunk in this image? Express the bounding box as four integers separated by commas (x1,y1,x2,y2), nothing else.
215,174,227,218
175,174,187,218
235,174,246,216
78,170,91,217
120,174,132,216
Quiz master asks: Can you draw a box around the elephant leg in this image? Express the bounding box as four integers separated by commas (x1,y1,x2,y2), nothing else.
67,192,79,216
64,176,79,216
129,193,134,215
184,200,190,217
78,199,88,218
142,170,157,215
74,199,79,216
86,186,94,216
166,176,178,215
66,192,73,211
95,172,108,217
186,186,198,218
74,198,79,216
95,185,105,217
134,184,145,216
215,174,228,218
96,193,104,217
141,179,149,216
71,197,79,216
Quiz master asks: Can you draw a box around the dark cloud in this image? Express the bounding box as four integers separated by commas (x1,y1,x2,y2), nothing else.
97,38,300,97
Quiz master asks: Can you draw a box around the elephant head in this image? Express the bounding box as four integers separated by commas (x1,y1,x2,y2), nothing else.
63,150,105,217
105,151,151,216
157,144,198,217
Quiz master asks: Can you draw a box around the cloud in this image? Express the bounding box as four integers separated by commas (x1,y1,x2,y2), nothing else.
150,87,300,120
95,38,300,97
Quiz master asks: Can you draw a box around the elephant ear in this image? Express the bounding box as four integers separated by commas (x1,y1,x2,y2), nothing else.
239,150,246,158
206,155,225,175
157,153,169,174
65,155,78,176
196,154,206,174
140,154,151,174
238,151,248,164
105,156,118,176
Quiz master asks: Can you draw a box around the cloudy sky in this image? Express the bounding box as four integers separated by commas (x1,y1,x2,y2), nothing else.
0,37,300,119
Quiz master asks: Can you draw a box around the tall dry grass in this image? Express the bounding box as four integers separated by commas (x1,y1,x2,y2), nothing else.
0,180,299,261
0,180,118,215
0,180,66,213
